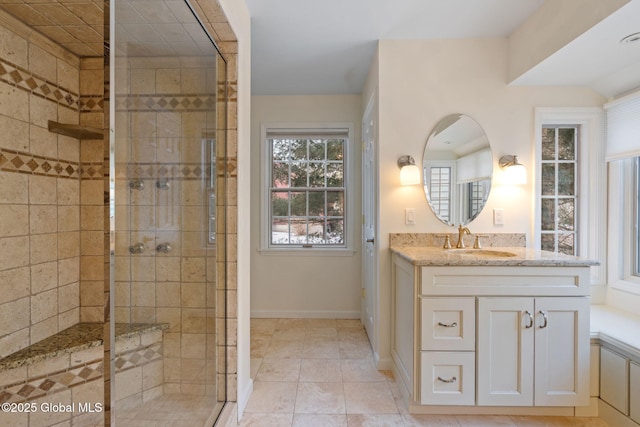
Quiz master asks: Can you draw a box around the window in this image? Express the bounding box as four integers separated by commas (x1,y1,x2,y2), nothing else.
535,108,605,286
540,126,578,255
634,157,640,277
427,165,452,222
263,126,350,249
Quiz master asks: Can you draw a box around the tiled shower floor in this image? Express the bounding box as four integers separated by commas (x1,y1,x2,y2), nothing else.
243,318,609,427
116,393,222,426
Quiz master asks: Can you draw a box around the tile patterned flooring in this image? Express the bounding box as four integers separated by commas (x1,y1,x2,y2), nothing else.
245,318,608,427
116,394,222,426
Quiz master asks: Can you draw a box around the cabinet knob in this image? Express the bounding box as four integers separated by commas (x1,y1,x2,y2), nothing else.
437,376,457,383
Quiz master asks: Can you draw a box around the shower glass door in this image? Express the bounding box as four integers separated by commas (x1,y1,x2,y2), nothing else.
110,0,227,424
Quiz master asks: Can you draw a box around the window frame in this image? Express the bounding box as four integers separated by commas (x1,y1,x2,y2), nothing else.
534,108,605,287
608,157,640,294
259,122,355,254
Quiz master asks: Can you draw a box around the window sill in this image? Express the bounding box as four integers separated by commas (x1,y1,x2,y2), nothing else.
257,247,356,257
609,278,640,296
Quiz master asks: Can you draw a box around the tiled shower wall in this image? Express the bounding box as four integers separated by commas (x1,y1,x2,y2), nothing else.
112,54,220,395
0,10,85,358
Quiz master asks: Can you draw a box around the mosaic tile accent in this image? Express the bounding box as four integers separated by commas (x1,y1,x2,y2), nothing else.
79,95,105,113
120,162,213,181
115,94,217,112
114,343,162,373
0,359,103,404
0,148,81,179
0,58,80,110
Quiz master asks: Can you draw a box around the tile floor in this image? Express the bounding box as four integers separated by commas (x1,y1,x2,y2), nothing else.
244,318,608,427
116,394,223,426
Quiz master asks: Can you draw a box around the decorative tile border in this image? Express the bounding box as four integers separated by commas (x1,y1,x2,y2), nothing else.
0,359,103,404
0,58,80,111
0,149,106,180
120,162,212,181
114,94,216,112
0,148,80,179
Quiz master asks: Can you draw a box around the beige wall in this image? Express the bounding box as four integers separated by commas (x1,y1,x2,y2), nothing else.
0,12,83,358
250,95,363,319
371,38,606,366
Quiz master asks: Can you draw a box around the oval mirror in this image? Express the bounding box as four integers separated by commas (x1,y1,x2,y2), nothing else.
422,114,492,226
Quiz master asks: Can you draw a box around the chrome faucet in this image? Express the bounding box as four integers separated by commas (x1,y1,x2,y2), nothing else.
455,224,471,248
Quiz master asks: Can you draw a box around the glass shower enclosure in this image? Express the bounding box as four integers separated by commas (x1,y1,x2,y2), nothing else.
109,0,227,424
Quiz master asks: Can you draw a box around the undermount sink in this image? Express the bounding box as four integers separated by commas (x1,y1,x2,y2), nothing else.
448,249,517,258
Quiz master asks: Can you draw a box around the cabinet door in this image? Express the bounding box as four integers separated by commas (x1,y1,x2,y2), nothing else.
533,297,590,406
600,347,628,414
631,361,640,424
477,297,534,406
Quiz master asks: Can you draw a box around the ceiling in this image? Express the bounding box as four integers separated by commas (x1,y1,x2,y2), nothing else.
2,1,638,98
0,0,217,58
245,0,640,98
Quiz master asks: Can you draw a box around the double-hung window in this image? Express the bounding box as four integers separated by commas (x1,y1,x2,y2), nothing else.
263,126,350,249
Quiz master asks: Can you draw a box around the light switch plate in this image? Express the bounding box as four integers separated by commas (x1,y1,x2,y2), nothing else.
405,208,416,225
493,208,504,225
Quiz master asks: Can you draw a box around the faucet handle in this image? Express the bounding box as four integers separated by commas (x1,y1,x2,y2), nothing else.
442,235,452,249
473,234,488,249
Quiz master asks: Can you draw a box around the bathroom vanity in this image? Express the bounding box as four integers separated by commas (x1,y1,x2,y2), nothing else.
390,245,598,414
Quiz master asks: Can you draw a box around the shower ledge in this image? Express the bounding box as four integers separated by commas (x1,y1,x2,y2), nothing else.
0,322,169,371
48,120,104,139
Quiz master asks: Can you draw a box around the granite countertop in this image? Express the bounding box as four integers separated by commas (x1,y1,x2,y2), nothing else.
390,246,599,267
0,322,169,371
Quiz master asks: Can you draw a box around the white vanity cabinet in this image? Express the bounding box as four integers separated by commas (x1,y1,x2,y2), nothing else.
390,248,594,413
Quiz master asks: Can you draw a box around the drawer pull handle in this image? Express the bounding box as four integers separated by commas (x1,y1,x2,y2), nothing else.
437,376,457,383
524,311,534,329
437,322,458,328
539,310,548,329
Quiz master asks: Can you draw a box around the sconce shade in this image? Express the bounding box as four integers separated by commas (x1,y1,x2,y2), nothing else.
398,155,421,185
499,155,527,185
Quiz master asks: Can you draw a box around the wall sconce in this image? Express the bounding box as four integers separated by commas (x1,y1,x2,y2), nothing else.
398,155,421,185
499,155,527,185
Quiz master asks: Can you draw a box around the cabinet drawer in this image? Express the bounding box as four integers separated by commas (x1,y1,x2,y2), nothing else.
600,347,628,414
420,351,475,406
631,361,640,424
421,297,475,351
420,266,590,296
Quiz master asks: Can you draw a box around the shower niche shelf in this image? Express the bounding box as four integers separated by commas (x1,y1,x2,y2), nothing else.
48,120,104,140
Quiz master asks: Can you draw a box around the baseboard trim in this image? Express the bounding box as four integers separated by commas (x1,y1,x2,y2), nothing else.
598,399,639,427
250,310,361,319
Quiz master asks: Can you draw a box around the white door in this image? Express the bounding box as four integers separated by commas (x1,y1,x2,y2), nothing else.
477,297,534,406
361,94,377,342
534,297,590,406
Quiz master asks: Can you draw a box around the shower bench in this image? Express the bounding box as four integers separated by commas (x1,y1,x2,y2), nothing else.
0,322,168,426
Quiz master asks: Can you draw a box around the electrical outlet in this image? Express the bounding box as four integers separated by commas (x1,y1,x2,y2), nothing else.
493,208,504,225
405,208,416,225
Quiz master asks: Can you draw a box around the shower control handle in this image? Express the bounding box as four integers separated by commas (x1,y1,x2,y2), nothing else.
156,243,172,253
129,243,145,254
